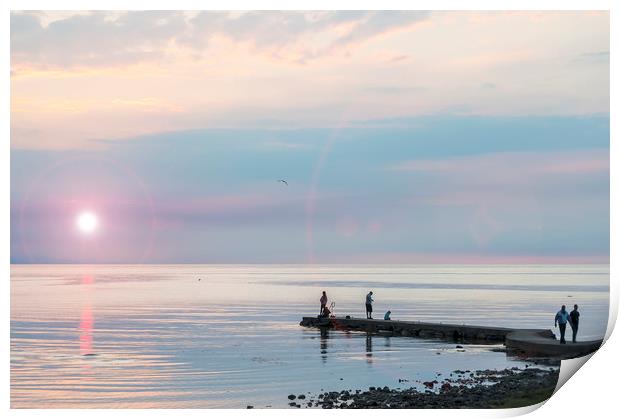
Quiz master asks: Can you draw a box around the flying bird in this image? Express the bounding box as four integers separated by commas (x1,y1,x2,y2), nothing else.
278,179,288,186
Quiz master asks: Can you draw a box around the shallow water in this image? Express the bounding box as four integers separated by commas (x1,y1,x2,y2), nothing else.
11,264,608,408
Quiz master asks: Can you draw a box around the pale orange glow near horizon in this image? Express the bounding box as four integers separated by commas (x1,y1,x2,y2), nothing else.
10,11,609,150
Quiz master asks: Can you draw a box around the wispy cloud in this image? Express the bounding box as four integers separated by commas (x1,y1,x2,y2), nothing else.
11,11,187,69
389,149,609,209
388,54,409,63
11,12,609,149
363,85,426,96
391,149,609,178
573,50,609,63
260,140,316,151
480,82,497,90
325,251,609,264
11,11,431,70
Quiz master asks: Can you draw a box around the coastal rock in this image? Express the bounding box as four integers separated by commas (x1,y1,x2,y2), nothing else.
301,367,560,409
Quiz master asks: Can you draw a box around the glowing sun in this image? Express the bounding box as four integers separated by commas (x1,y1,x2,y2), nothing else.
77,211,99,234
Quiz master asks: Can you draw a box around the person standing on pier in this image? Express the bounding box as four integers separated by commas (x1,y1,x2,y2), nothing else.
320,291,328,316
555,305,570,344
569,304,580,343
365,291,374,319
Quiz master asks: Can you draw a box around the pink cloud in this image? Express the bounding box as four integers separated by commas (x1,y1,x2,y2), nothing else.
155,192,303,215
327,252,609,264
538,158,609,174
391,149,609,179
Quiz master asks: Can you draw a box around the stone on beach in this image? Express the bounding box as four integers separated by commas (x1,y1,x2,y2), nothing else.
297,367,560,409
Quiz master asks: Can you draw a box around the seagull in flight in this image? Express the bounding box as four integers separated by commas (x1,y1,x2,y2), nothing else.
278,179,288,186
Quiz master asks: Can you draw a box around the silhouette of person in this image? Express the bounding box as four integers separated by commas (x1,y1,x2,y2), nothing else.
365,333,373,363
384,310,391,321
320,291,328,316
569,304,580,343
555,305,570,344
321,304,331,319
320,328,328,363
365,291,374,319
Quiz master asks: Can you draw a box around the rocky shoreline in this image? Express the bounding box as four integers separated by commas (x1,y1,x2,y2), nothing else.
283,367,559,409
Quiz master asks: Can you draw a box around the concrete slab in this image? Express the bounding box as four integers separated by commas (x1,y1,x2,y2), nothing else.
300,316,601,360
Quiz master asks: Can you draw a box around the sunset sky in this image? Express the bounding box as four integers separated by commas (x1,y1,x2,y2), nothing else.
10,11,610,263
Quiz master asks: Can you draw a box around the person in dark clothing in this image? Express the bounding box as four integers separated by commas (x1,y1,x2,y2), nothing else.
365,291,374,319
569,304,580,343
320,291,328,316
555,305,570,344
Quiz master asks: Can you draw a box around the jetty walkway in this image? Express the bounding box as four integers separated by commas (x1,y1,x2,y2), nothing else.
300,316,602,359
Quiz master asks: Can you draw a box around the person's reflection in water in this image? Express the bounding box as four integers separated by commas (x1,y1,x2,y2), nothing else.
365,333,373,364
384,336,391,349
320,328,329,363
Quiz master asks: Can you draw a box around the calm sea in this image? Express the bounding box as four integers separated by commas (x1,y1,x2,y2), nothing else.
11,264,609,408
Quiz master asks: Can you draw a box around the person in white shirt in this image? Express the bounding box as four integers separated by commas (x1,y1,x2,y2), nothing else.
554,305,570,344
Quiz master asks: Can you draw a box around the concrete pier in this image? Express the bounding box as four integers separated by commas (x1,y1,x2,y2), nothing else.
505,330,603,358
300,316,602,359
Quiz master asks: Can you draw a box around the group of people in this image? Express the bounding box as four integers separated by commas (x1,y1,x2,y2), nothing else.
555,304,580,344
319,290,391,321
321,292,583,345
